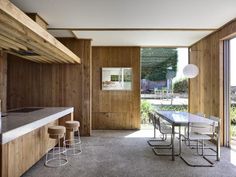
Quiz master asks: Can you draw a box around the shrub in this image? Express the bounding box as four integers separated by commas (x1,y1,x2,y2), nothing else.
231,125,236,137
231,105,236,125
154,105,188,112
141,100,154,124
173,79,188,93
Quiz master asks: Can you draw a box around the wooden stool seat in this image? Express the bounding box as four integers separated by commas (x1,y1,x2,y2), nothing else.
65,121,80,131
48,126,66,139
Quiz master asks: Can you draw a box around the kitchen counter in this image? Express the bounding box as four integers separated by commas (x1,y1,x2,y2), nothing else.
0,107,74,144
0,107,74,177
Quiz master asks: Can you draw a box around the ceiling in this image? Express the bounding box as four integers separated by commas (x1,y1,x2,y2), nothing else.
11,0,236,46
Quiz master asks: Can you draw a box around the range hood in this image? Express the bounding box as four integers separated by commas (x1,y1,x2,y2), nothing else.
0,0,80,64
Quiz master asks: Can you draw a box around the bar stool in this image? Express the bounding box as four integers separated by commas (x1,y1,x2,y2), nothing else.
45,126,68,167
64,121,82,155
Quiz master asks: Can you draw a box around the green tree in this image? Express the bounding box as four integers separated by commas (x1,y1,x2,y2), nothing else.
141,48,178,81
173,79,188,93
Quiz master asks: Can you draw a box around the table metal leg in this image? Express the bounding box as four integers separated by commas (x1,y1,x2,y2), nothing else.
154,118,156,138
217,133,220,161
179,126,182,156
172,125,175,161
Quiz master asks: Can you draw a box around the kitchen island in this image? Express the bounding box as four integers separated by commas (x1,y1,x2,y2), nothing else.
0,107,74,177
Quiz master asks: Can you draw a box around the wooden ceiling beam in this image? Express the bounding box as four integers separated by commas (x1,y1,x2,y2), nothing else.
0,39,21,50
0,34,28,50
0,30,60,64
0,24,65,63
0,12,70,63
6,51,41,63
29,56,51,63
0,39,20,52
26,13,48,30
0,0,80,64
0,43,10,50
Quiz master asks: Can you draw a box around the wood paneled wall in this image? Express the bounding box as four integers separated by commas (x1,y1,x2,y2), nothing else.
7,38,92,136
189,19,236,143
0,51,7,113
92,47,140,129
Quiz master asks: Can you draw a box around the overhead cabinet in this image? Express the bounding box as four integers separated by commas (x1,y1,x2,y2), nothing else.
0,0,80,64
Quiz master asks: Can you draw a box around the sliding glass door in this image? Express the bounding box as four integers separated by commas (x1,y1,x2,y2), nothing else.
225,37,236,149
230,38,236,149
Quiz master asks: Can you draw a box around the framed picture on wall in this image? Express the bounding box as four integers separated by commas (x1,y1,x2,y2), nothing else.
101,67,132,90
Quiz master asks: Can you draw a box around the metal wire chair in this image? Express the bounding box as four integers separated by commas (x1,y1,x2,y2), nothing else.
147,112,177,156
180,116,220,167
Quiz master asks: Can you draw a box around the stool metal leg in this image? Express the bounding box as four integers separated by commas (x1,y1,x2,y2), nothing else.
45,135,68,168
64,129,82,156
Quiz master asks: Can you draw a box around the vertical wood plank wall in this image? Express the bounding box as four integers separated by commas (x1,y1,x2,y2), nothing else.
189,19,236,143
7,38,92,136
0,51,7,112
92,47,141,129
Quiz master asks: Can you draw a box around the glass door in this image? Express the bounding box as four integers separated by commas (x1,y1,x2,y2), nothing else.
225,37,236,149
230,38,236,149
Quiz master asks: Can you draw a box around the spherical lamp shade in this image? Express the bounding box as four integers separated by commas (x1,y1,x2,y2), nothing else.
183,64,199,78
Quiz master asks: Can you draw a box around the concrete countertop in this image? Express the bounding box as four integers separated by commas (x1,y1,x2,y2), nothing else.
0,107,74,144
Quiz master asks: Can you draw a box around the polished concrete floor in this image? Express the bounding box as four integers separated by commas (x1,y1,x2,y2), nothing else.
22,130,236,177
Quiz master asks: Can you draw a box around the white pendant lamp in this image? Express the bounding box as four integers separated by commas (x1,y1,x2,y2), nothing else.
183,64,199,78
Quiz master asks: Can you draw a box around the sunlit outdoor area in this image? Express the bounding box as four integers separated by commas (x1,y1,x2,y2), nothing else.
230,37,236,149
140,48,188,128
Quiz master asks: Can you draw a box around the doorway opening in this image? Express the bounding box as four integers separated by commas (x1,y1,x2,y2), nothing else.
229,37,236,149
140,48,189,129
224,37,236,149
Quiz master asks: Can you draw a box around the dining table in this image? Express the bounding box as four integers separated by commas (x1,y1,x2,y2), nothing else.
155,111,220,162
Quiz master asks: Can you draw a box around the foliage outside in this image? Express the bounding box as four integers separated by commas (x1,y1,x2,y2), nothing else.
231,125,236,137
141,48,178,81
231,105,236,125
231,105,236,137
173,79,188,93
141,100,187,124
153,104,188,112
140,100,154,124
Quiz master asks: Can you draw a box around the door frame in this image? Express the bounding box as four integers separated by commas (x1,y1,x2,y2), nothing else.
223,39,231,147
223,37,236,147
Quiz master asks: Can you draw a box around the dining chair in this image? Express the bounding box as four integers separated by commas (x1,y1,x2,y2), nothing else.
186,114,220,157
184,112,206,147
191,115,220,156
147,112,177,156
207,116,220,161
147,112,172,147
180,116,220,167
